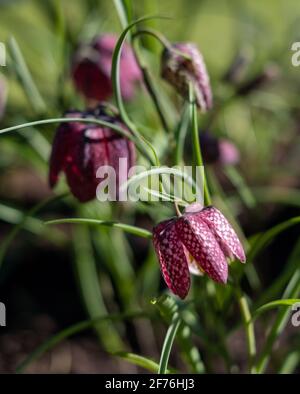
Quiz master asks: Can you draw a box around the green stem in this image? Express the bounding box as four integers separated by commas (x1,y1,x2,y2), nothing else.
236,289,257,373
133,40,170,134
158,313,181,374
111,16,168,166
189,84,211,205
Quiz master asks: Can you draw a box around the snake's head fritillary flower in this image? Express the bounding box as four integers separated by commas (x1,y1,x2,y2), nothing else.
72,34,141,102
0,75,7,120
49,105,136,202
153,204,245,299
200,131,240,165
161,42,212,111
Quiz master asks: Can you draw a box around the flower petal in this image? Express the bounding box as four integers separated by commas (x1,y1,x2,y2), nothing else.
153,219,190,299
49,111,84,189
198,206,246,263
175,214,228,283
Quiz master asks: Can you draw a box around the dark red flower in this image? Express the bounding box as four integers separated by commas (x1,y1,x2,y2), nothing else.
161,42,212,111
153,204,245,299
72,34,141,102
49,106,136,202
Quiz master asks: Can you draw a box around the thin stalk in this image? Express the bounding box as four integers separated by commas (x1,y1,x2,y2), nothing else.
158,313,181,374
133,40,170,134
189,84,211,205
236,289,257,373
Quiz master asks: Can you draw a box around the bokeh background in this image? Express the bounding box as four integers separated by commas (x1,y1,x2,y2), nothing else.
0,0,300,373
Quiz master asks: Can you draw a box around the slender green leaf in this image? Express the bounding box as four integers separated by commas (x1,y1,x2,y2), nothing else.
113,352,172,373
253,299,300,320
45,218,152,239
8,36,46,113
278,351,300,374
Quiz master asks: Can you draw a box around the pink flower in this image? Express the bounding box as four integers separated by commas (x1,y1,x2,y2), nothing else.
153,204,245,299
161,43,212,111
72,34,141,102
49,105,136,202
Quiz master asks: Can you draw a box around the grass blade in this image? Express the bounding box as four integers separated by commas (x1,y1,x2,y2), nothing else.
8,36,46,113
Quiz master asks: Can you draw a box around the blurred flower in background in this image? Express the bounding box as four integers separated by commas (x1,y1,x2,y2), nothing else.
49,105,136,202
200,131,240,166
161,42,212,111
72,34,141,103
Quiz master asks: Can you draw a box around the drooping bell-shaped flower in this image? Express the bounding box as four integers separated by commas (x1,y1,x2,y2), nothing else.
161,42,212,111
72,34,141,102
49,105,136,202
153,203,245,299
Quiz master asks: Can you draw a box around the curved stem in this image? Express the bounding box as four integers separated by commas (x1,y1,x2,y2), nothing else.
0,117,155,165
111,16,169,166
133,28,171,49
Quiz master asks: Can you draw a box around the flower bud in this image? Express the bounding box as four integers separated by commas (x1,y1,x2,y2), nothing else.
161,42,212,111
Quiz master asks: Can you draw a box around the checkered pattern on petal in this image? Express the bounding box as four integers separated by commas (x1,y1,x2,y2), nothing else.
175,214,228,283
198,206,246,263
161,42,212,111
153,219,190,299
